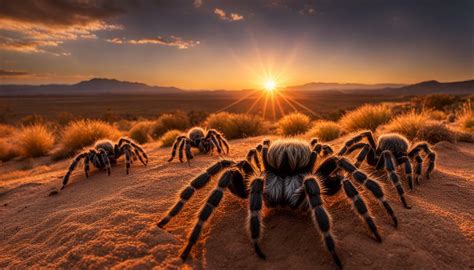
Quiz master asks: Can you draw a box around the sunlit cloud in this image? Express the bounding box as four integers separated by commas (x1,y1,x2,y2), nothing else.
0,1,123,55
106,36,200,49
214,8,244,22
0,69,30,77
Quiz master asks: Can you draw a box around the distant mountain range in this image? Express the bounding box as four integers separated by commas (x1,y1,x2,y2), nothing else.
0,78,472,95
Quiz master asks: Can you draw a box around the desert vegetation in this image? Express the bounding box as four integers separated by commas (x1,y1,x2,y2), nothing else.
305,120,343,142
277,112,311,136
206,112,269,139
339,104,392,132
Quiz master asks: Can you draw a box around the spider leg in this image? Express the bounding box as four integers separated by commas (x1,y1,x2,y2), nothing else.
168,136,185,162
312,143,334,157
398,156,414,190
118,137,149,164
338,130,377,156
184,139,193,165
61,152,88,190
208,129,229,154
132,147,146,166
246,148,261,171
210,134,224,154
380,151,411,209
98,148,111,176
119,144,132,174
341,177,382,242
248,176,266,259
408,142,436,179
310,137,318,148
303,175,342,268
180,169,245,260
158,160,234,227
84,154,90,178
178,138,186,162
413,154,423,185
336,157,398,227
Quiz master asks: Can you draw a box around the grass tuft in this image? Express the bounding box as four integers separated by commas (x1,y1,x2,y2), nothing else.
0,138,19,161
18,124,55,157
0,124,17,138
277,112,311,136
206,112,269,139
305,120,343,142
339,104,392,132
129,120,154,144
427,110,447,121
159,130,182,147
151,113,190,139
456,101,474,132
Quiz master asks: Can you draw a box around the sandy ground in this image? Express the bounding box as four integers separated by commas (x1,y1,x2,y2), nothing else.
0,135,473,269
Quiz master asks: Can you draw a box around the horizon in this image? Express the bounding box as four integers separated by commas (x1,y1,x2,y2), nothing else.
0,0,473,90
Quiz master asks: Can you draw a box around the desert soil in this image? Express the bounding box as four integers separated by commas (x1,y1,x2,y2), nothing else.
0,135,473,269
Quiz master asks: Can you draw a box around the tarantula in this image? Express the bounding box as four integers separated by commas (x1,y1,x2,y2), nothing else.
168,127,229,164
61,137,148,189
338,131,436,209
157,138,398,268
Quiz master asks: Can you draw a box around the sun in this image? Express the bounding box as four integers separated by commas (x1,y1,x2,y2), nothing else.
264,79,277,92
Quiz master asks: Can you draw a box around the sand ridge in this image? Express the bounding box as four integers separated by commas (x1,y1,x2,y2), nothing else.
0,136,473,269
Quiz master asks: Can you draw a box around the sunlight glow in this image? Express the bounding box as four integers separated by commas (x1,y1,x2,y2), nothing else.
264,79,276,92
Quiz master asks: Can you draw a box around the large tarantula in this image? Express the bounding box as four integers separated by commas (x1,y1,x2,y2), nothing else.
61,137,148,189
338,131,436,209
158,138,398,268
168,127,229,164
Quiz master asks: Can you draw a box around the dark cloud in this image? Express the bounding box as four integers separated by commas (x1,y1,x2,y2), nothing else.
0,69,30,76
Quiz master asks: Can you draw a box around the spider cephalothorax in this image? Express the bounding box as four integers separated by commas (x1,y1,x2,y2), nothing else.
61,137,148,189
168,127,229,164
157,138,398,268
338,131,436,208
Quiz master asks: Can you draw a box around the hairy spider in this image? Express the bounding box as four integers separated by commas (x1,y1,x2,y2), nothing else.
168,127,229,164
338,131,436,209
157,138,398,268
61,137,148,189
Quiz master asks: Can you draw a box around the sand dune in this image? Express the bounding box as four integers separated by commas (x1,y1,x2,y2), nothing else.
1,136,473,269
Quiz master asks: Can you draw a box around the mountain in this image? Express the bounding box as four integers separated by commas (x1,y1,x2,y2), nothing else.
285,82,406,91
0,78,183,95
386,80,474,95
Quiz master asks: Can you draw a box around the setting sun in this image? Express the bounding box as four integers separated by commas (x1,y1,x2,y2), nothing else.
264,79,277,92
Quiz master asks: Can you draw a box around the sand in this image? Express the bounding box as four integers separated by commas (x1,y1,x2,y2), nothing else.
1,136,473,269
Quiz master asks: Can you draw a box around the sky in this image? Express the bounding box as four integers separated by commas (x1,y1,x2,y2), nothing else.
0,0,472,90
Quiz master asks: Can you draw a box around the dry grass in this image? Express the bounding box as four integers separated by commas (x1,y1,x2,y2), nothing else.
339,104,392,132
305,120,343,142
206,112,269,139
0,124,17,138
0,138,19,161
159,130,182,147
58,120,121,157
17,124,55,158
384,111,455,143
456,101,474,132
151,113,189,139
427,110,447,121
277,112,311,136
129,121,154,144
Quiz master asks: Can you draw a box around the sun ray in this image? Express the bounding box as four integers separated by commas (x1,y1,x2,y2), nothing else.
275,95,286,117
246,92,264,114
271,94,276,121
217,90,258,112
277,92,299,112
280,92,317,116
262,93,269,119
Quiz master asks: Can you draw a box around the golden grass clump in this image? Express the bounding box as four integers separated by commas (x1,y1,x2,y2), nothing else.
427,110,447,121
0,138,19,161
159,129,182,147
385,111,455,143
305,120,343,142
129,121,154,144
0,124,17,138
18,124,55,157
59,120,121,157
456,101,474,132
339,104,392,132
206,112,269,139
277,112,311,136
151,113,190,138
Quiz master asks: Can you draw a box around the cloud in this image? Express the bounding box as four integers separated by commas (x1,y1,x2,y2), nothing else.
0,69,29,76
0,0,124,55
106,36,200,49
193,0,203,8
214,8,244,22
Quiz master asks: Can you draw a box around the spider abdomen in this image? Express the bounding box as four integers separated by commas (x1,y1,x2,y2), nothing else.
377,133,409,154
264,173,305,208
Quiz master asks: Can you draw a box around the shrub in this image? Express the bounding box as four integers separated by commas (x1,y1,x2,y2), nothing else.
21,114,46,126
0,138,19,161
277,112,311,136
159,130,182,147
456,101,474,132
339,104,392,132
411,94,462,111
418,121,456,144
427,110,447,121
129,121,154,144
58,120,121,157
115,119,135,131
0,124,17,138
151,112,190,138
18,124,55,157
206,112,269,139
305,120,343,142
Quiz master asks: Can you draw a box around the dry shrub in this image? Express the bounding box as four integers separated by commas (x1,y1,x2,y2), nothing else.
340,104,392,132
58,120,121,157
206,112,269,139
129,121,154,144
115,119,135,131
456,101,474,132
0,138,19,161
385,112,455,143
0,124,17,138
306,120,343,142
427,110,447,121
152,113,190,139
18,124,55,157
277,112,311,136
159,130,182,147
